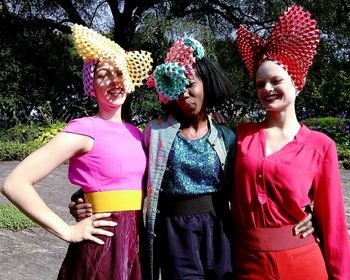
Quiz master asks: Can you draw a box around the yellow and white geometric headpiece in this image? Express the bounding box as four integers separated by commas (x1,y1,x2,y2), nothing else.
71,24,153,94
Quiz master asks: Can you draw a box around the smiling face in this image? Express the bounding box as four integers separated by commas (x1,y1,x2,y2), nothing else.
176,74,206,118
93,61,127,109
255,60,298,112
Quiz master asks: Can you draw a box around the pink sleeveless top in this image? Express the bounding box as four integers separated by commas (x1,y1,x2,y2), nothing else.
63,116,146,193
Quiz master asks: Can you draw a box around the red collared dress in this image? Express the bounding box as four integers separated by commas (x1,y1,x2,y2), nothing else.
231,122,349,280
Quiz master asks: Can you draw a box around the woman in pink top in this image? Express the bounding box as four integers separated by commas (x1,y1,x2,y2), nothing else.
232,4,350,279
1,25,152,280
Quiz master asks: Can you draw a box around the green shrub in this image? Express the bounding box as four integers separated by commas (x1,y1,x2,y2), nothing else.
338,144,350,170
0,204,38,231
0,122,66,161
0,124,41,143
34,122,66,145
301,117,350,169
0,122,66,145
0,141,41,161
301,117,350,145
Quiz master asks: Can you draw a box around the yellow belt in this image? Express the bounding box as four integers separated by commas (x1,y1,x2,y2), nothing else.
84,190,143,213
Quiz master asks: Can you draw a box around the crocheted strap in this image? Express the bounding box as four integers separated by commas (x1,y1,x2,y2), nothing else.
82,60,97,96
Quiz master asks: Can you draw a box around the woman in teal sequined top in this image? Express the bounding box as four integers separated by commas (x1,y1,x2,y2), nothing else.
143,54,236,280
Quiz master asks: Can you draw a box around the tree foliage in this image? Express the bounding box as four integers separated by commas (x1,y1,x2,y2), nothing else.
0,0,349,127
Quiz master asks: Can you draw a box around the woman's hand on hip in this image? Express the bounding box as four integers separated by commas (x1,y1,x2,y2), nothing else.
68,198,93,222
69,213,117,245
293,213,314,238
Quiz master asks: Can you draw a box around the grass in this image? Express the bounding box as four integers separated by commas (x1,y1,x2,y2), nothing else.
0,204,38,231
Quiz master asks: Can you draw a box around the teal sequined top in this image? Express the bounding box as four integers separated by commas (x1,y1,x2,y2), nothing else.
161,131,221,196
143,115,236,278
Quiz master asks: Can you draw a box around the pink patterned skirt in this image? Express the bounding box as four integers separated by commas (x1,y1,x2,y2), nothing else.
58,211,141,280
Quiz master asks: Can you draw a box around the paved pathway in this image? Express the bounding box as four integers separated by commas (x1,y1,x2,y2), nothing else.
0,162,74,280
0,161,349,280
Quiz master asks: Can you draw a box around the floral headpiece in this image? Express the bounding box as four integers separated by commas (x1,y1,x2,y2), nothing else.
71,24,153,95
236,4,319,91
147,37,205,103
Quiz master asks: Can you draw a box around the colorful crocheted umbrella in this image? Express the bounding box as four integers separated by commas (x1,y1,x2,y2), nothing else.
71,24,153,95
236,4,319,91
148,37,205,103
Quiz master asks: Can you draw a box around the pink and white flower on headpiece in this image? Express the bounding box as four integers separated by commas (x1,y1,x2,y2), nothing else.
148,37,205,103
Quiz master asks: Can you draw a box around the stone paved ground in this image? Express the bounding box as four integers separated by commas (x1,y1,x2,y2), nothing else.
0,161,349,280
0,162,75,280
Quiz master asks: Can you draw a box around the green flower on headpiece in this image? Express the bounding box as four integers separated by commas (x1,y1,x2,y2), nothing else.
184,38,205,59
154,62,189,101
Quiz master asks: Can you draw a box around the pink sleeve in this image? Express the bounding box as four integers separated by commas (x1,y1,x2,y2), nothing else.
62,117,95,139
313,141,350,279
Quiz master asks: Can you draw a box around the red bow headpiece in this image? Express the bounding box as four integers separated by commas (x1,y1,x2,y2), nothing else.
236,4,320,91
